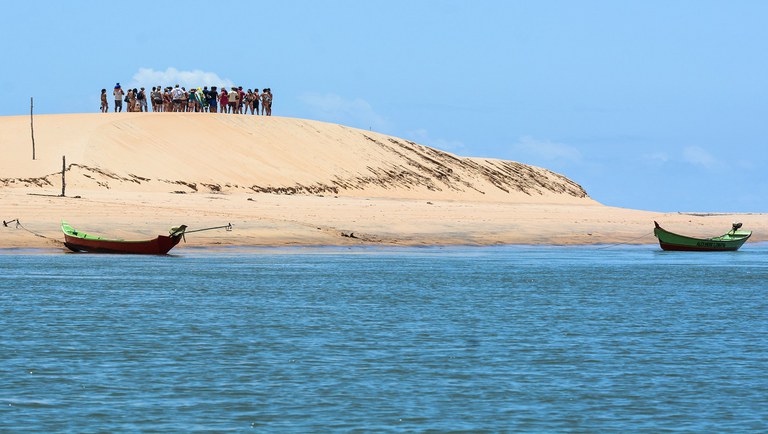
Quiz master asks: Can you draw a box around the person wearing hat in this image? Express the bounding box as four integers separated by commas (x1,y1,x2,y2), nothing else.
113,83,124,112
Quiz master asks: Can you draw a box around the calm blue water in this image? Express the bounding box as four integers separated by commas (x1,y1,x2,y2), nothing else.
1,245,767,432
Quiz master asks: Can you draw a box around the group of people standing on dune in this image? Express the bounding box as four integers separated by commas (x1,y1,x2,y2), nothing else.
101,83,273,115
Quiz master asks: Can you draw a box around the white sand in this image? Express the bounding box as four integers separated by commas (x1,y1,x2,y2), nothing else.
1,113,765,250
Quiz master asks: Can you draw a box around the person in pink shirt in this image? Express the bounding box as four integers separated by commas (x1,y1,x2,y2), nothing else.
219,88,229,114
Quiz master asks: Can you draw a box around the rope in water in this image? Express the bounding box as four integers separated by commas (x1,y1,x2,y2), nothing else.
595,232,655,250
2,218,64,245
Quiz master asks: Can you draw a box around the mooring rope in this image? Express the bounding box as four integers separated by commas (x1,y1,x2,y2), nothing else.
2,218,64,245
595,232,655,250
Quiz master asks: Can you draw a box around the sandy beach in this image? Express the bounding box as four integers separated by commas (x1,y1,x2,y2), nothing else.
2,113,765,250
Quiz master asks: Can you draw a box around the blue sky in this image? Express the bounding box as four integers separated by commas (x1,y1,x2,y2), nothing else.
4,1,767,212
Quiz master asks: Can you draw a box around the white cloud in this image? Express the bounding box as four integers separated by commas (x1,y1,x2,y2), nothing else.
126,67,235,90
682,145,718,169
300,92,390,132
406,128,466,153
643,151,669,164
510,136,582,163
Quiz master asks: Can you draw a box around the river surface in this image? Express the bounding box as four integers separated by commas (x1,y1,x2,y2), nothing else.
1,245,767,432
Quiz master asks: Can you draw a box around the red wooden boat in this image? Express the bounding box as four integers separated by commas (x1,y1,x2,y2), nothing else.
61,222,187,254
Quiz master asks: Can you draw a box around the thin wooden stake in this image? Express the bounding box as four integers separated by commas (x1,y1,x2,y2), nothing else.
61,156,66,197
31,97,36,160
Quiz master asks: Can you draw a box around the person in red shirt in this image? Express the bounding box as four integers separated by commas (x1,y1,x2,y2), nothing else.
219,88,229,114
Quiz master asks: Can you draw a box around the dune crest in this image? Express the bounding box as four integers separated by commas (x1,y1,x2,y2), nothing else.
1,113,593,203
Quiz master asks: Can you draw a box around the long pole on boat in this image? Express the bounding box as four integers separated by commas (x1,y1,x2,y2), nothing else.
184,223,233,234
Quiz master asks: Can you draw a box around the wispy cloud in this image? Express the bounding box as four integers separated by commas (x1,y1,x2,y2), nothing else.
682,145,718,169
510,136,582,163
643,151,670,164
300,92,390,132
406,128,466,154
641,146,725,170
127,67,235,90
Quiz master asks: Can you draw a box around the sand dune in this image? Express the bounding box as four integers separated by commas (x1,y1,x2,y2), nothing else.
1,113,765,249
2,113,591,202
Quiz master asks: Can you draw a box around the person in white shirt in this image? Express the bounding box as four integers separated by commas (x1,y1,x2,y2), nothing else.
228,88,239,114
113,83,124,112
171,84,184,112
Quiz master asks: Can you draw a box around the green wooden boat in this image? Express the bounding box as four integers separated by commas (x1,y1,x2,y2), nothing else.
653,221,751,251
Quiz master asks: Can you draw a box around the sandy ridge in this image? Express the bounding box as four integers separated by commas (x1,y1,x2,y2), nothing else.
1,113,765,250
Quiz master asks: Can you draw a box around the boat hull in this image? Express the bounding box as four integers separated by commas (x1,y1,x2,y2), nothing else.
63,234,182,254
653,222,751,252
61,222,186,255
656,240,746,252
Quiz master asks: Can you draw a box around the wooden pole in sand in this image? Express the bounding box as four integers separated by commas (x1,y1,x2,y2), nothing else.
61,156,66,197
30,97,36,160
